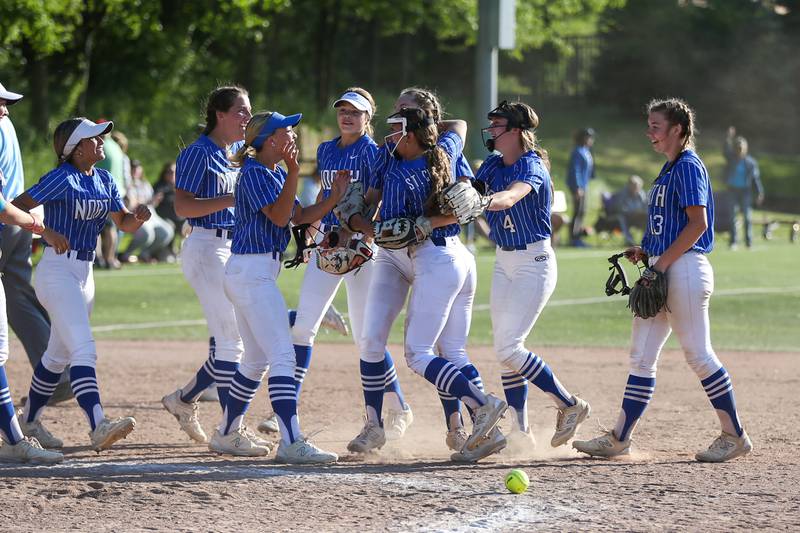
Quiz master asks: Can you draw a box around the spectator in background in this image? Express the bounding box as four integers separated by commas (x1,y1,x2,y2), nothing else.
566,127,595,247
723,126,737,165
153,161,184,260
725,136,763,249
613,175,649,246
120,160,174,262
298,163,321,207
0,81,71,403
95,121,126,268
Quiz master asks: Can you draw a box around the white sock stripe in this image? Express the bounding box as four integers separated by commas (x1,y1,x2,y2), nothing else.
626,383,655,392
268,383,297,391
70,376,97,386
361,376,387,386
703,372,730,391
202,361,216,375
525,358,546,382
268,393,297,402
72,381,98,393
362,384,386,392
623,389,653,401
74,386,100,397
228,389,256,403
213,369,237,377
30,383,57,396
705,378,732,397
519,354,539,376
230,378,260,392
228,383,258,396
622,394,651,403
32,374,60,388
707,387,734,401
434,365,458,391
502,374,526,384
441,367,460,393
384,368,398,382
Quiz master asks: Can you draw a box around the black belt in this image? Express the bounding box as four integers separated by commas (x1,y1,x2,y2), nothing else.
215,229,234,239
67,249,96,262
500,244,529,251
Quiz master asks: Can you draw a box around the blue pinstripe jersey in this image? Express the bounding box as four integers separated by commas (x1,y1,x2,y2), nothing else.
641,149,714,256
475,151,552,246
231,158,298,255
175,135,242,231
317,134,378,227
27,163,124,252
379,131,463,239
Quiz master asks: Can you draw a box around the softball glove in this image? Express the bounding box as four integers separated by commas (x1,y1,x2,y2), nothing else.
373,216,432,250
628,268,669,319
439,181,491,224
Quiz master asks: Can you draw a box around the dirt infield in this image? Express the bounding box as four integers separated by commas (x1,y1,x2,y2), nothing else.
1,339,797,532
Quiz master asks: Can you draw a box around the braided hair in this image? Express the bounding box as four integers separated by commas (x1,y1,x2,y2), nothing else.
647,98,697,150
202,86,249,135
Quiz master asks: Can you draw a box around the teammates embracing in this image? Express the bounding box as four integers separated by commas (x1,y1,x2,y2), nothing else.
0,77,750,466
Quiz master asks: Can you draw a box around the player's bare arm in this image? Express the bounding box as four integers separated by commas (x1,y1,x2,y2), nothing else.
174,188,234,219
486,181,532,211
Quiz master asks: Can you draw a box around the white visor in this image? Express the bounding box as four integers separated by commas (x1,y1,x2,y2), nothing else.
62,119,114,158
333,91,372,114
0,82,23,105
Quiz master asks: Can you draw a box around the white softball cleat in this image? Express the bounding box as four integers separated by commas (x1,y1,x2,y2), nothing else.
695,430,752,463
551,396,591,447
275,437,338,464
257,412,280,434
161,389,208,443
384,405,413,440
90,416,136,452
451,427,506,463
208,428,271,457
463,394,507,452
321,305,349,336
572,431,631,458
445,426,469,451
0,437,64,464
242,426,272,448
347,420,386,453
18,415,64,449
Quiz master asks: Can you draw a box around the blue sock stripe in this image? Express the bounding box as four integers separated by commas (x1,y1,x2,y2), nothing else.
501,375,527,387
0,388,11,404
523,357,545,381
626,383,655,392
622,393,651,403
518,353,540,376
705,376,732,395
384,366,398,384
229,381,259,397
703,372,729,389
700,368,726,386
623,389,653,400
32,372,59,387
707,383,733,401
438,391,457,400
73,383,100,395
202,359,216,377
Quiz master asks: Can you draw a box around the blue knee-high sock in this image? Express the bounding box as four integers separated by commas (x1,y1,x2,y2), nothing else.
382,350,406,407
269,376,300,445
701,367,743,437
288,310,297,327
0,365,23,445
70,366,104,431
438,390,462,430
180,337,217,403
293,345,312,397
614,375,655,442
25,362,61,423
458,364,484,420
360,360,386,425
423,358,483,409
214,359,239,412
223,371,260,434
519,352,575,407
502,370,529,431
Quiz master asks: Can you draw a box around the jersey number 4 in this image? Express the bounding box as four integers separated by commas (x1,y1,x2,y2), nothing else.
503,215,516,233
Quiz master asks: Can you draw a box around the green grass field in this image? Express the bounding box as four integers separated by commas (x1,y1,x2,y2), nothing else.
84,238,800,352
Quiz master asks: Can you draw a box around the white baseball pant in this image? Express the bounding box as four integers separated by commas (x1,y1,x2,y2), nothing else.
181,228,243,363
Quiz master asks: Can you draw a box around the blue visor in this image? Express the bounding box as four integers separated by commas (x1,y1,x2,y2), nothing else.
252,112,303,150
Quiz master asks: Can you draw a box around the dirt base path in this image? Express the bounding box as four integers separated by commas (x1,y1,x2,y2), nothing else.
1,340,797,531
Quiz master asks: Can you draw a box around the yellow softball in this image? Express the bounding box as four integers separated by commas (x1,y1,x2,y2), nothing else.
504,468,530,494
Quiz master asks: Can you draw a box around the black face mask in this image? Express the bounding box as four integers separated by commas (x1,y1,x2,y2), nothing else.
481,126,510,153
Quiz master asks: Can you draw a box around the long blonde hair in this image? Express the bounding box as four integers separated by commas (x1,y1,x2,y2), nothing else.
229,112,272,168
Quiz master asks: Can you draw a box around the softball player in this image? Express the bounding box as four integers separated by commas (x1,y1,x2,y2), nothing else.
161,86,255,444
476,101,590,450
258,88,412,439
349,106,507,462
14,118,148,452
214,111,342,462
573,98,751,462
347,88,488,454
0,190,63,463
